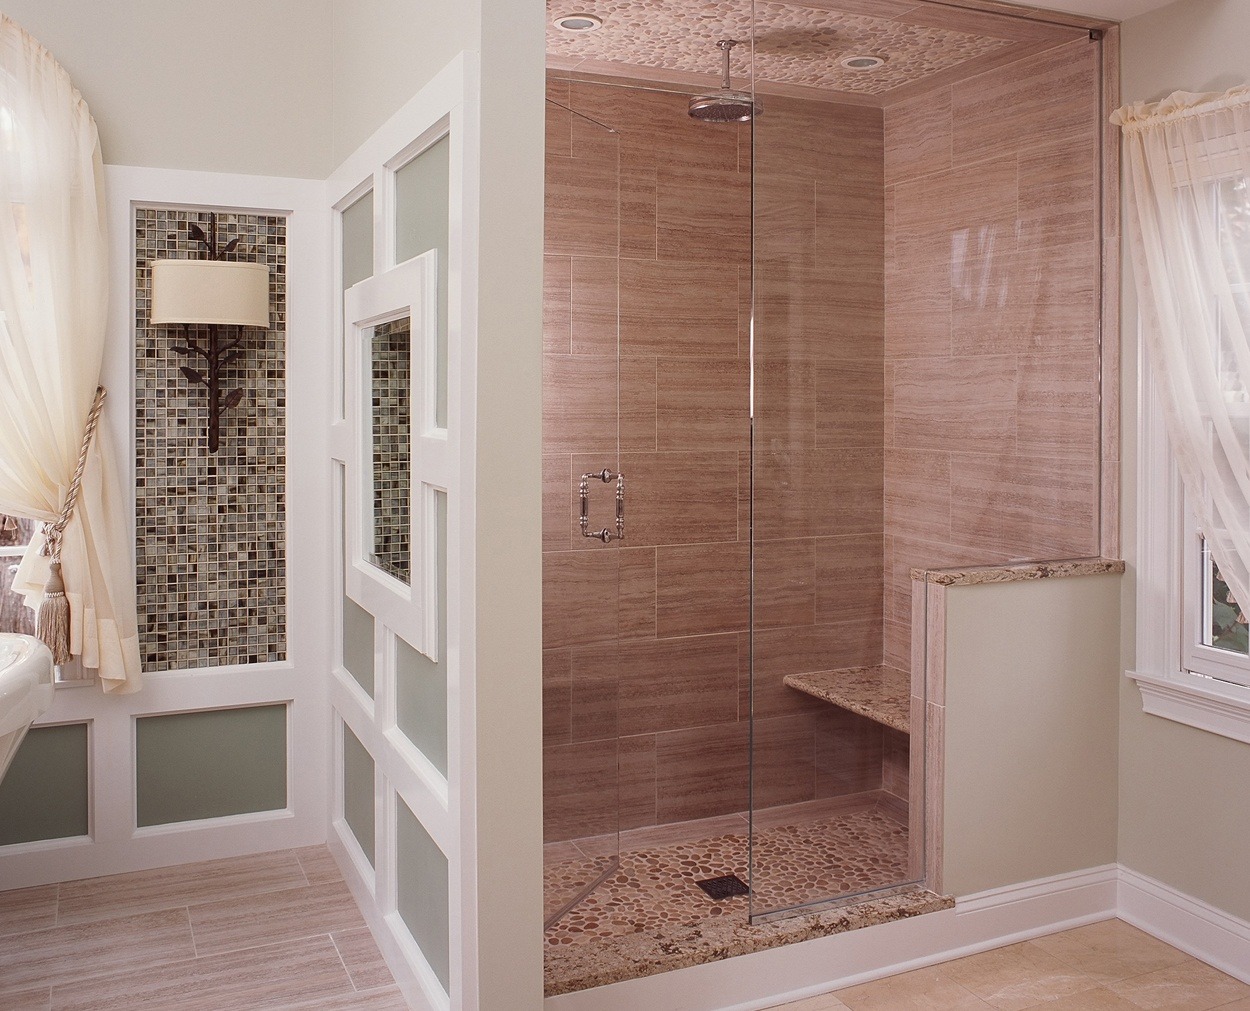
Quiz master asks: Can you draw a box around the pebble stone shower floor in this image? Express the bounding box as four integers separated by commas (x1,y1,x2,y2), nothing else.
543,796,947,995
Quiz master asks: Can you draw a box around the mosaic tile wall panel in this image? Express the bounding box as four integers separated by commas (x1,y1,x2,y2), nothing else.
135,208,287,670
370,318,411,584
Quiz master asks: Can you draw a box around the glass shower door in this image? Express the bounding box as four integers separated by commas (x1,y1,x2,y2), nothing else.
541,97,623,926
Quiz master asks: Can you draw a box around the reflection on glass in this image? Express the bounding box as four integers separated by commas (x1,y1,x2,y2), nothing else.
395,136,450,429
369,317,411,583
1206,542,1250,654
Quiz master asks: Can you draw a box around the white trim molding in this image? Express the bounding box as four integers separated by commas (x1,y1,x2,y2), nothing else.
1119,867,1250,985
1128,669,1250,745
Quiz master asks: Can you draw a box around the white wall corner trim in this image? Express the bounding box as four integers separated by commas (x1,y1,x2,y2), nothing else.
1128,669,1250,746
1119,867,1250,985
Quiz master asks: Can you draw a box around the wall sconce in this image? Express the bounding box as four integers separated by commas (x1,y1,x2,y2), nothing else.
150,214,270,453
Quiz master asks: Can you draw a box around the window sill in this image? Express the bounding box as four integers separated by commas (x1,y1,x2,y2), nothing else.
1128,669,1250,745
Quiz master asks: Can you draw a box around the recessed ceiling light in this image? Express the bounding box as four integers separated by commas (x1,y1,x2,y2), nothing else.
553,13,604,33
840,55,886,70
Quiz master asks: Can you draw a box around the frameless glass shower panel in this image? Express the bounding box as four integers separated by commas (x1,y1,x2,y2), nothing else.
541,97,623,927
748,0,1104,920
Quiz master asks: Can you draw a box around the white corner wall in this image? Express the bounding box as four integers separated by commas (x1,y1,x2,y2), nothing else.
1118,0,1250,926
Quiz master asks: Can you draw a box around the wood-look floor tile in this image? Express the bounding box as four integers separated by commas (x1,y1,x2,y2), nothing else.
48,936,353,1011
0,884,57,939
188,881,364,957
57,850,307,927
272,986,410,1009
3,986,51,1009
330,927,395,991
294,846,344,887
0,907,195,997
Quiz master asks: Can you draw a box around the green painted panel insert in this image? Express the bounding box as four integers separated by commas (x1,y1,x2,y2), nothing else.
342,189,374,291
0,723,89,846
342,724,375,866
395,135,450,428
397,490,447,776
397,798,450,993
343,594,376,697
136,705,286,827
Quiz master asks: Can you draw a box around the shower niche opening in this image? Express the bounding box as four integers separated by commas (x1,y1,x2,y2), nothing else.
542,0,1111,994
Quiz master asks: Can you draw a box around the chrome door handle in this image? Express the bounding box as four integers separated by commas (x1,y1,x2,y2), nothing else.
579,469,625,543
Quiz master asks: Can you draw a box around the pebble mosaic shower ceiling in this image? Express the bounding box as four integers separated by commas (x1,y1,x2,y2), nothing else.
546,0,1014,97
134,208,287,670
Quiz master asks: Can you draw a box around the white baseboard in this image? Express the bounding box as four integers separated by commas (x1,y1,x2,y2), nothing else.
546,866,1118,1011
1118,867,1250,984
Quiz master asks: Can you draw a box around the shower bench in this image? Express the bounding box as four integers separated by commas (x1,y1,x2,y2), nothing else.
783,665,911,734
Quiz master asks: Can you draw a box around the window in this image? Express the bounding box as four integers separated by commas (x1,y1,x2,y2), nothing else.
0,515,35,635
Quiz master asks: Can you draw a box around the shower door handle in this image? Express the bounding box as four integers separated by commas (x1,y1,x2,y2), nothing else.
579,469,625,543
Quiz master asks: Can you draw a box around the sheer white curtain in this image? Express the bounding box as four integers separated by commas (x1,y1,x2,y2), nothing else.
1116,87,1250,616
0,16,141,692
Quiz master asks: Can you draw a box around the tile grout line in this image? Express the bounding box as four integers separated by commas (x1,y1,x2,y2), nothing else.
327,931,357,992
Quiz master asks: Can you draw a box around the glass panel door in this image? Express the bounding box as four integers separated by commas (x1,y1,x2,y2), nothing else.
541,98,623,926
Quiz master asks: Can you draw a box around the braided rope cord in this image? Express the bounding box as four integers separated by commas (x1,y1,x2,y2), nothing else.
40,385,107,564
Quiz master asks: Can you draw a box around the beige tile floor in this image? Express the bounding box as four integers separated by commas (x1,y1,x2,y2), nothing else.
771,919,1250,1011
0,846,405,1010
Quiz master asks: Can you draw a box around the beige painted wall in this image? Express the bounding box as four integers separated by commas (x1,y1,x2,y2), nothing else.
2,0,334,177
944,575,1121,897
329,2,482,169
1118,0,1250,924
473,1,546,1006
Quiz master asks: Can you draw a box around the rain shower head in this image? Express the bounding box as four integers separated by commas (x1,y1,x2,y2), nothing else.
688,39,759,123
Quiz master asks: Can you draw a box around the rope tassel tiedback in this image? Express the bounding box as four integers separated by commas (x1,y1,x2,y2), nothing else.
36,385,107,665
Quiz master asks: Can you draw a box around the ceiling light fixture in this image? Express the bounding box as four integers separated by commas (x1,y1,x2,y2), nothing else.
553,13,604,32
840,55,886,70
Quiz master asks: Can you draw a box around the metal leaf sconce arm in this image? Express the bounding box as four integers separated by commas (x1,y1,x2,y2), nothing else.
150,213,271,453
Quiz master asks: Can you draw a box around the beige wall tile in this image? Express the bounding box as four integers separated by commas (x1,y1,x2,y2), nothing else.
656,165,750,264
949,452,1099,559
612,451,739,546
656,542,748,638
885,449,952,545
655,722,749,823
542,354,618,455
884,87,953,185
542,549,620,650
816,710,884,797
1016,350,1101,461
656,357,749,453
543,648,572,747
753,714,819,809
618,633,739,736
814,534,885,626
815,360,885,450
755,537,818,630
543,739,618,842
545,151,619,259
543,255,571,355
893,356,1017,455
569,256,618,357
618,546,657,640
619,734,658,830
619,258,739,357
951,38,1099,166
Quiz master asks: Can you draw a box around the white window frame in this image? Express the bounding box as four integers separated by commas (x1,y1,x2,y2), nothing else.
1130,352,1250,743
